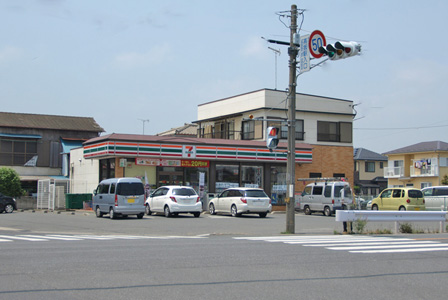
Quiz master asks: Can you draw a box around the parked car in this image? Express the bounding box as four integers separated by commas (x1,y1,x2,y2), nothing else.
208,188,272,218
145,186,202,217
421,186,448,211
93,177,146,219
370,187,425,211
0,193,16,213
295,181,353,216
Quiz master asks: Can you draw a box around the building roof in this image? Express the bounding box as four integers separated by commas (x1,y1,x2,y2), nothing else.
354,148,387,161
156,123,198,136
383,141,448,155
84,133,312,150
0,112,104,132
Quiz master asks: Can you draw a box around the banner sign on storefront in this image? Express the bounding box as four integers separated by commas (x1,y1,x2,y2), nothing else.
136,158,209,168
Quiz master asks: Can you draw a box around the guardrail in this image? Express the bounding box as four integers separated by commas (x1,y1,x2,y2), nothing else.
335,210,447,234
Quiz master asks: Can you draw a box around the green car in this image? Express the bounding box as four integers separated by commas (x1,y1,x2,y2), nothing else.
371,187,425,211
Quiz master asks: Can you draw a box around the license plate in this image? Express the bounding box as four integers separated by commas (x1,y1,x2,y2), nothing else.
415,207,420,211
127,198,135,203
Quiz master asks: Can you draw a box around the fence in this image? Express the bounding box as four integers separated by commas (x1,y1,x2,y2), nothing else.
336,210,447,234
37,179,70,210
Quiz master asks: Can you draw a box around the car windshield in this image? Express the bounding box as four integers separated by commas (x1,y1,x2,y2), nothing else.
245,190,268,198
116,182,144,196
172,188,197,196
408,190,423,198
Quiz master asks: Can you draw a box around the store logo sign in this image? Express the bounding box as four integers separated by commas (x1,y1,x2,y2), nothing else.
182,145,196,158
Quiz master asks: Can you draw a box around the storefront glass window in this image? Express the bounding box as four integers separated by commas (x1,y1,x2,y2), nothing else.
185,167,208,197
215,164,239,193
270,166,287,205
241,165,263,188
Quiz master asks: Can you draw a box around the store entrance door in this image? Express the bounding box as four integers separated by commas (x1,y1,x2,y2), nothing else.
158,171,184,186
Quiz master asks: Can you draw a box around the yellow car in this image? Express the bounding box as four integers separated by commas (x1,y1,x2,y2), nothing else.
371,187,425,211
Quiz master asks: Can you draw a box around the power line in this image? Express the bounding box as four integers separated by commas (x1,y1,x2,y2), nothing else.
354,124,448,130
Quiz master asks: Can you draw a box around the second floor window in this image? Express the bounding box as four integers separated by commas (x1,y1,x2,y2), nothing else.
0,138,38,166
365,162,375,172
317,121,352,143
267,119,304,140
242,120,262,140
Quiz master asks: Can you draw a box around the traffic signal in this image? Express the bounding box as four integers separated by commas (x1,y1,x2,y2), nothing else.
266,127,279,151
319,41,361,60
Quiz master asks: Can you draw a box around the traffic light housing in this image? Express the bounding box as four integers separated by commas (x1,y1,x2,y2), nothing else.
319,41,361,60
266,127,279,151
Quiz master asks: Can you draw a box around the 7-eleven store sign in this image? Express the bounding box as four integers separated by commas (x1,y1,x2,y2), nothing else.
182,145,196,158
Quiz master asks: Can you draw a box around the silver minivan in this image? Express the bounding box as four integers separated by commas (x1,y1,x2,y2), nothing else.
421,186,448,211
296,181,353,216
93,177,146,219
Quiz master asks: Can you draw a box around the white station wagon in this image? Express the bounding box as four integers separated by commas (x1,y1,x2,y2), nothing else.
208,188,272,218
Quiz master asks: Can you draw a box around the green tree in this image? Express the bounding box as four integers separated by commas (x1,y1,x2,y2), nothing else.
0,167,24,197
442,175,448,185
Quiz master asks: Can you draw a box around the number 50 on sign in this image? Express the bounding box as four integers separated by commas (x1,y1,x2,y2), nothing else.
309,30,326,59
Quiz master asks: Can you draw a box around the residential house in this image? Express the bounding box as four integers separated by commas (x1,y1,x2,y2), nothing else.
353,147,387,197
0,112,104,195
194,88,356,195
383,141,448,188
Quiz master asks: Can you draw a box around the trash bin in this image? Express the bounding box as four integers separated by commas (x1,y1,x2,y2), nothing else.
65,194,92,209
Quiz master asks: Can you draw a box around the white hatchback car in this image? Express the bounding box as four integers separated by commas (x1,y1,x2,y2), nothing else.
145,186,202,217
208,188,272,218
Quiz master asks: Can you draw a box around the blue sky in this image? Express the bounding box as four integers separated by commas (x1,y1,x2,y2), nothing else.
1,0,447,154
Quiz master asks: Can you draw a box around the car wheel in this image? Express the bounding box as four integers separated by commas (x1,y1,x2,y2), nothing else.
231,205,239,217
109,207,116,219
324,206,332,217
4,204,14,213
259,212,267,218
372,204,378,210
209,203,216,215
399,206,406,211
145,204,152,215
95,206,103,218
164,206,172,218
193,212,200,218
304,206,311,215
137,213,144,219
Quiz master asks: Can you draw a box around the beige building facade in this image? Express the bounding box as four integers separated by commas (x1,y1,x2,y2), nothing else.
383,141,448,188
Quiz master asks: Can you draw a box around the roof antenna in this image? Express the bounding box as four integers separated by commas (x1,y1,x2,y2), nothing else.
268,47,281,90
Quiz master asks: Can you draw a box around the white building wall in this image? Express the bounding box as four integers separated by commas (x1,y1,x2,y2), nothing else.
69,147,99,194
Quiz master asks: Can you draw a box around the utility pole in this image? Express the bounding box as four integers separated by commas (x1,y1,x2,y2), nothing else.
286,4,298,234
139,119,150,135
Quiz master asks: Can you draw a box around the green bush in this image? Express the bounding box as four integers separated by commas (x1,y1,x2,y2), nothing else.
399,223,413,234
354,218,367,234
0,167,24,197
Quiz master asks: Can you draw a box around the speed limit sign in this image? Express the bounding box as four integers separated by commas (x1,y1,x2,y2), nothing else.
309,30,326,58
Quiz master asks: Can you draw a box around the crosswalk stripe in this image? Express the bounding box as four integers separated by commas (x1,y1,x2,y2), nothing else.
233,235,448,254
0,234,209,242
0,235,48,241
351,247,448,254
20,235,84,241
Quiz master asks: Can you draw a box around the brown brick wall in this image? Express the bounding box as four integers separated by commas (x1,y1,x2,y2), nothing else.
295,145,354,192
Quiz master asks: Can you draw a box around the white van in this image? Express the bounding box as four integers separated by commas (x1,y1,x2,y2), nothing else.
93,177,146,219
421,186,448,211
296,181,353,216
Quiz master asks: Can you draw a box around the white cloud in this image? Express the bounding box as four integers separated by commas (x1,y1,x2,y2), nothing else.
241,36,269,59
0,46,23,63
113,44,171,68
393,59,446,87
